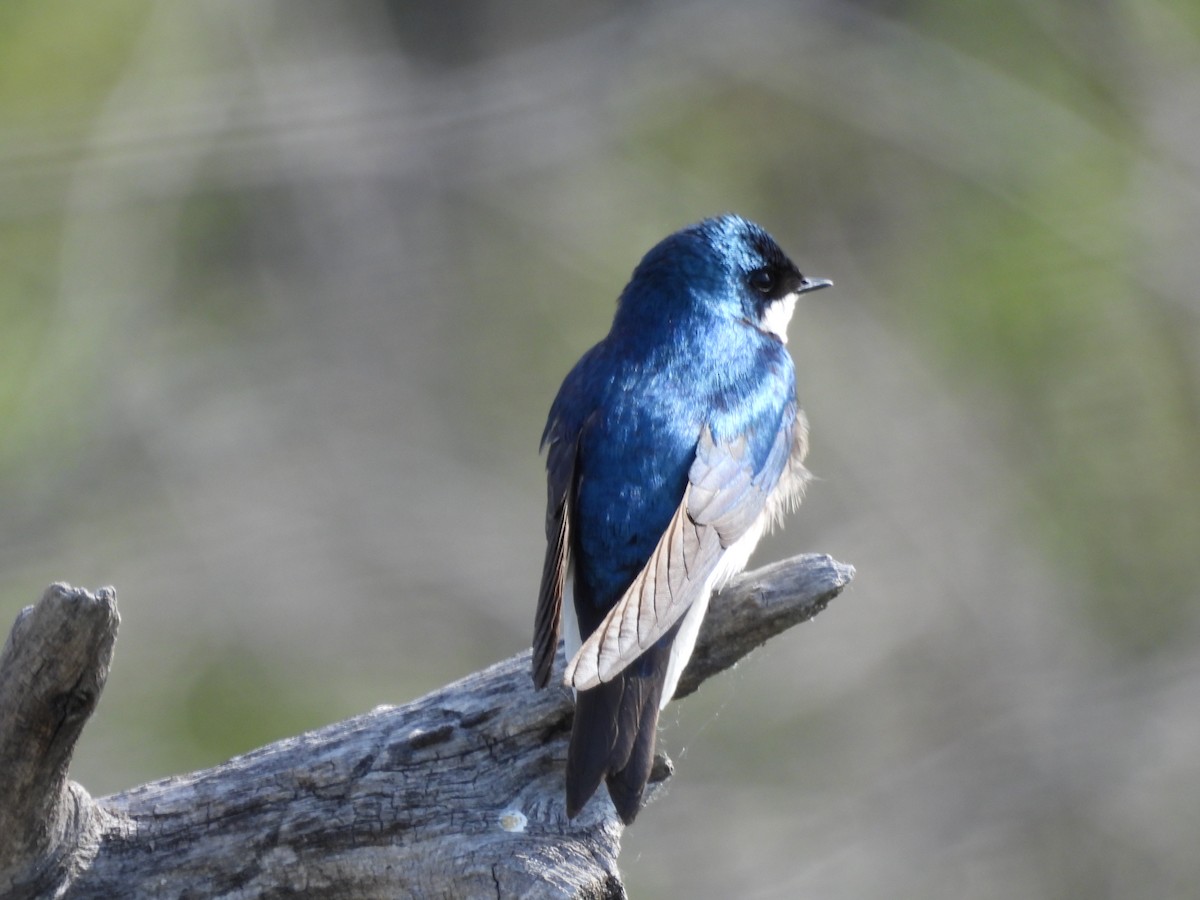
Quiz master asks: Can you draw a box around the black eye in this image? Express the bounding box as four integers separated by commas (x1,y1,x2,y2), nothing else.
748,268,775,294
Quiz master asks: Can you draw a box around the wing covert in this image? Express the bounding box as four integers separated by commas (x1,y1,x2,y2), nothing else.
564,406,797,690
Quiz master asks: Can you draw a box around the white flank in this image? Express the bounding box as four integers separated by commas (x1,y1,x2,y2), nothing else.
561,579,580,697
659,515,767,707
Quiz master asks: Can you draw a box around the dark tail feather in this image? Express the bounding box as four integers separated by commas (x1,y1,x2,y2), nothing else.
565,644,669,824
604,686,662,823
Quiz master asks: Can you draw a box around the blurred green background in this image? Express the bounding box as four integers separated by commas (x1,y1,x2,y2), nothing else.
3,1,1199,896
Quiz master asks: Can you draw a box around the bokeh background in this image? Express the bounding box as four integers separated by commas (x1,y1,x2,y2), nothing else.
3,1,1200,896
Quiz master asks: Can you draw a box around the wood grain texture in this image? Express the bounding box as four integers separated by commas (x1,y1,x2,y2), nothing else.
0,554,853,900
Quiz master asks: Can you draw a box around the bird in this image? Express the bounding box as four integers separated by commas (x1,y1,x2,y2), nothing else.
531,213,830,824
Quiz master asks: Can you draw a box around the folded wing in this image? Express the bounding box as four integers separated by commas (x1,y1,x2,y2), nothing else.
564,410,795,691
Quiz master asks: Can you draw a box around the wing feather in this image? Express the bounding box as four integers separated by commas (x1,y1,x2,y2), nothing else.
532,435,576,688
564,415,796,690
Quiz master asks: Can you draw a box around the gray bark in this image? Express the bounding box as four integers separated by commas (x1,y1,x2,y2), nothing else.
0,553,853,900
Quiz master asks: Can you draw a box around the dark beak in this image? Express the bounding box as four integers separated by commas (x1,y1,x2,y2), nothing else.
797,276,833,294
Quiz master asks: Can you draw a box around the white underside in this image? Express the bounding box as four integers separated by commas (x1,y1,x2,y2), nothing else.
761,292,799,343
658,515,767,707
562,578,581,669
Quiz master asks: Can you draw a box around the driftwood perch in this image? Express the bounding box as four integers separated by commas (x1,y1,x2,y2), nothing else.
0,553,853,899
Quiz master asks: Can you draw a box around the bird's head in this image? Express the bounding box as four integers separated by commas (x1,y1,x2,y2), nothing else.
612,214,831,345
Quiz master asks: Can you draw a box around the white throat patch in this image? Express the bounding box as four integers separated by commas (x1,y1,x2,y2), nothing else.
761,292,799,343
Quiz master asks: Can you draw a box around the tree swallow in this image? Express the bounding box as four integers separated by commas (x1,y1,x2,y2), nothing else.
532,214,830,824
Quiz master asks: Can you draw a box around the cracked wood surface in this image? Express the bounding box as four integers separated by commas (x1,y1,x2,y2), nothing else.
0,553,853,899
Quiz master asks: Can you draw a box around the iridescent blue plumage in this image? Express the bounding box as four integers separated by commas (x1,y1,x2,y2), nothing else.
532,214,830,824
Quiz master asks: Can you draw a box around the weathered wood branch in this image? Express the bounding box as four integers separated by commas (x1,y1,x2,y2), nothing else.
0,554,853,900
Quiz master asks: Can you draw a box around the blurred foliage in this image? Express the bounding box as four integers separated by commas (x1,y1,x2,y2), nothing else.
0,1,149,117
174,641,346,769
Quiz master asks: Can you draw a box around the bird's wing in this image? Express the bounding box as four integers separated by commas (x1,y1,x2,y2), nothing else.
564,411,795,690
532,430,576,688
